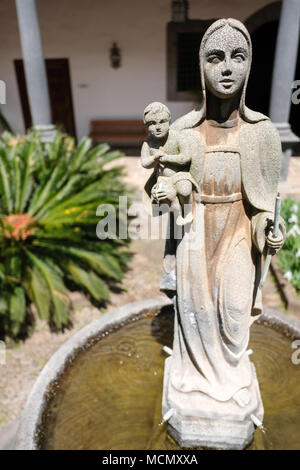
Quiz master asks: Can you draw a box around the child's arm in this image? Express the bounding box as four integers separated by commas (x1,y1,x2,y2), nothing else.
159,132,193,165
159,153,191,165
141,142,159,169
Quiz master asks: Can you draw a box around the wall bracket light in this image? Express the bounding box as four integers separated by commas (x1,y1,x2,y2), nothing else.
110,42,121,69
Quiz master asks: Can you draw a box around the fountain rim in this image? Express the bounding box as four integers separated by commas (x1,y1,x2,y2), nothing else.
13,297,300,450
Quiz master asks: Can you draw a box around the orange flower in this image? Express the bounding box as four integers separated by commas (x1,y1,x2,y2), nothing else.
64,137,74,152
7,137,19,147
2,214,35,241
7,135,26,147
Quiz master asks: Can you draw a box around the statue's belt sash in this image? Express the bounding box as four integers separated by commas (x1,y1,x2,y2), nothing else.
197,192,242,204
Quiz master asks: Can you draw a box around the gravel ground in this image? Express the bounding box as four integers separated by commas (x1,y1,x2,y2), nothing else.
0,156,296,431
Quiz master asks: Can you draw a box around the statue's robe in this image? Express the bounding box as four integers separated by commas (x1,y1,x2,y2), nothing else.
171,105,281,213
159,106,285,401
161,106,285,295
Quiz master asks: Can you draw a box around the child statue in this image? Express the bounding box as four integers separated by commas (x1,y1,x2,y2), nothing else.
141,102,198,225
148,19,286,449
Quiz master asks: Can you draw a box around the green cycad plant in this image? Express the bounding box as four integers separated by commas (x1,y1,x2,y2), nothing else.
277,197,300,291
0,130,130,338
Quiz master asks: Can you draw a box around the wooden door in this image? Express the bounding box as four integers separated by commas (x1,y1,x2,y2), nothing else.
14,58,76,138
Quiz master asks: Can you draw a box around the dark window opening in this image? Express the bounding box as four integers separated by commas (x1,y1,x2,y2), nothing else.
167,20,214,101
177,33,202,92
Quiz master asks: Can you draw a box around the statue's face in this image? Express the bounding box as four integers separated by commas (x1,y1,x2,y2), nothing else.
203,25,249,99
146,112,170,139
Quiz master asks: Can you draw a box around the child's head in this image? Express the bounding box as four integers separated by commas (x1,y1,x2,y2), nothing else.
143,102,171,140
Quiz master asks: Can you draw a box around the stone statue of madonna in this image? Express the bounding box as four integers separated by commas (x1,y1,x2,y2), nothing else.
147,18,286,449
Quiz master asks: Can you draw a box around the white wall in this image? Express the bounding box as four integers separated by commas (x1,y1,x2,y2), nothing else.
0,0,275,139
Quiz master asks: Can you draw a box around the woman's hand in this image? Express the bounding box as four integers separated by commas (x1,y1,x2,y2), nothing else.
266,228,284,251
154,189,167,201
152,148,165,160
152,183,176,203
159,154,168,163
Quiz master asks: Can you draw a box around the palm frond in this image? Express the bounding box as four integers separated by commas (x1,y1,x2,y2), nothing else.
0,130,131,338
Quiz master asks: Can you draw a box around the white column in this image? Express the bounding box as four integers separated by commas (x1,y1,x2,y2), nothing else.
269,0,300,180
15,0,55,141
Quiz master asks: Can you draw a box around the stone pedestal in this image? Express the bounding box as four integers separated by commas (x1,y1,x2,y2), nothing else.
162,356,264,450
34,124,56,143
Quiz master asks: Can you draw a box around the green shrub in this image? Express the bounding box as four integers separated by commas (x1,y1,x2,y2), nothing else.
0,130,130,337
277,197,300,291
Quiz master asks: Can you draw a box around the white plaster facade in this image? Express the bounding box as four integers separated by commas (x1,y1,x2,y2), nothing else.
0,0,278,139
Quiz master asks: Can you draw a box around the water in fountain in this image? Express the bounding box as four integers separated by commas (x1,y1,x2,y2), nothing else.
36,308,300,450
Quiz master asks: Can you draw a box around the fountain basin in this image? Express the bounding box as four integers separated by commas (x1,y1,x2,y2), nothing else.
14,297,300,450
